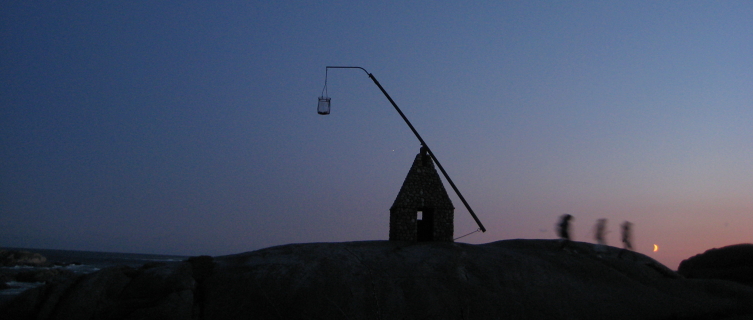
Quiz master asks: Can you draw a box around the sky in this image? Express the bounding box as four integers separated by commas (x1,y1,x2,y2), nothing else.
1,1,751,270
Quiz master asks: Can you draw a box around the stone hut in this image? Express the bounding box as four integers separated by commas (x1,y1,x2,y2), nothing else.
389,147,454,242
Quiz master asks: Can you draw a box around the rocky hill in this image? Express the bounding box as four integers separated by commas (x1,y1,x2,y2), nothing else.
678,243,753,287
3,240,753,320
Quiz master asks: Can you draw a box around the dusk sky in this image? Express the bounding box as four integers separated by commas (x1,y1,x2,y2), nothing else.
2,2,752,269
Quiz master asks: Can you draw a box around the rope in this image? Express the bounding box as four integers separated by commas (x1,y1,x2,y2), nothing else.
454,228,481,241
321,67,328,97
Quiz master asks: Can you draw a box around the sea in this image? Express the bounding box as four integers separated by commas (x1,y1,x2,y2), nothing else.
0,247,188,303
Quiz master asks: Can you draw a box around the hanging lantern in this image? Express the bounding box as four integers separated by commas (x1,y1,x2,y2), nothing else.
317,96,331,115
318,67,331,115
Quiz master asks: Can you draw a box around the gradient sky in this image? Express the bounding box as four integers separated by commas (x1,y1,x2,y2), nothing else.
2,1,752,269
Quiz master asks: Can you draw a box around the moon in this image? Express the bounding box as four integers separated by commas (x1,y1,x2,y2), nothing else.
653,244,659,252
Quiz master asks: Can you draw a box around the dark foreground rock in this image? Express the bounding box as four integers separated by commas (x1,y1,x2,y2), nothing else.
3,240,753,320
1,260,204,320
678,243,753,287
14,268,76,283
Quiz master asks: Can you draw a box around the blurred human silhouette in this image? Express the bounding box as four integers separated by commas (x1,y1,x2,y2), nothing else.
557,214,573,249
594,218,608,255
621,221,633,250
618,221,634,259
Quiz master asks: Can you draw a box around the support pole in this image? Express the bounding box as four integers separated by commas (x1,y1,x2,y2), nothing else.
326,66,486,232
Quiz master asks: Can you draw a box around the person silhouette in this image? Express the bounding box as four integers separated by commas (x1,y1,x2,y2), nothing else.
618,221,634,259
621,221,633,250
594,218,608,255
557,214,573,249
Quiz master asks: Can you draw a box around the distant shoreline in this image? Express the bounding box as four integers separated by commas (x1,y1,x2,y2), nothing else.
1,247,189,304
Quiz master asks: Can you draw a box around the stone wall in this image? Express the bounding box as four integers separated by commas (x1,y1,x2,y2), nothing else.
389,148,454,241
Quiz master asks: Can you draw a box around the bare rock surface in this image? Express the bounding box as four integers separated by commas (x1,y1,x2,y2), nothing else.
3,240,753,320
1,262,199,320
678,243,753,287
204,240,753,320
14,268,75,283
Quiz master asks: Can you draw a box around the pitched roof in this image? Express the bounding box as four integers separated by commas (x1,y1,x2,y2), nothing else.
390,147,454,210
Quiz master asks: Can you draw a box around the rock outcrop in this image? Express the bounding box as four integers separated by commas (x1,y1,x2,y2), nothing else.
1,259,208,320
678,243,753,287
0,249,47,266
0,249,78,306
3,240,753,320
14,268,75,283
